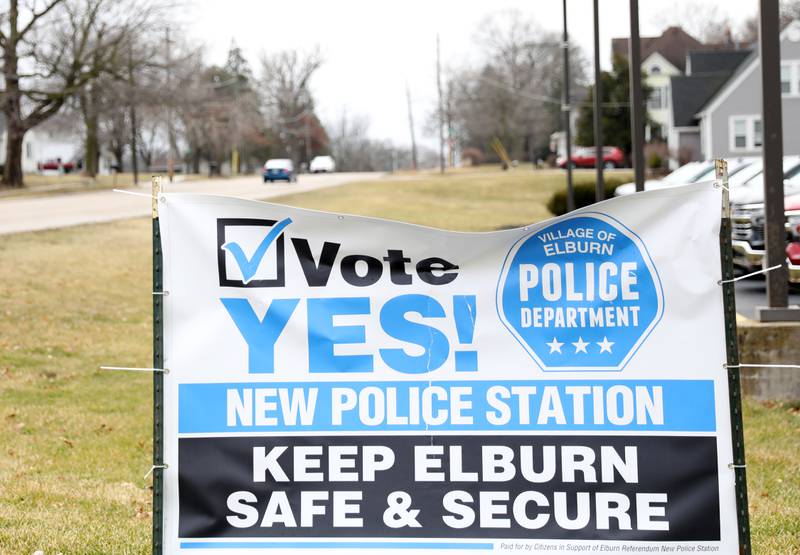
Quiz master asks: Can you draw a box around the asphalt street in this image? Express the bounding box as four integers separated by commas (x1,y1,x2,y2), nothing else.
734,277,800,319
0,172,381,235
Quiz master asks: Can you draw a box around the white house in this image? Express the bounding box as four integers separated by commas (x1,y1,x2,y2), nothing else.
0,116,80,173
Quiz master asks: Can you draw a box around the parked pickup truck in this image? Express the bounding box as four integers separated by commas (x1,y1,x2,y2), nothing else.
785,196,800,283
731,193,800,283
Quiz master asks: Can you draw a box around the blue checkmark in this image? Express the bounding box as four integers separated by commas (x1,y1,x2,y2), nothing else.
221,217,293,284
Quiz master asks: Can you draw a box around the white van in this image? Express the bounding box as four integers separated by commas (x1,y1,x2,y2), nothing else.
309,156,336,173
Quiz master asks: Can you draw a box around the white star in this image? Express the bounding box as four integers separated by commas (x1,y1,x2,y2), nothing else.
546,337,564,354
597,336,615,353
572,337,589,354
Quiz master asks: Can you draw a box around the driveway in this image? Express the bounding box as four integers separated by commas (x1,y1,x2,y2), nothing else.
0,172,380,235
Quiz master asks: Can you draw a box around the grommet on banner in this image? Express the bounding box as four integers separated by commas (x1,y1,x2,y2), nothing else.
717,264,782,285
145,464,169,480
100,366,169,374
727,463,746,469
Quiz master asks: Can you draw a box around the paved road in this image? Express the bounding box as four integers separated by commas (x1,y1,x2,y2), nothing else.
734,277,800,319
0,172,380,235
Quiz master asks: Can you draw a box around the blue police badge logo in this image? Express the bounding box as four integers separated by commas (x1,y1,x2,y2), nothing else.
497,213,663,371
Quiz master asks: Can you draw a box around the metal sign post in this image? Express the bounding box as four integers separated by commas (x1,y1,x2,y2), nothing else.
152,176,165,554
716,160,752,554
562,0,575,212
629,0,645,193
756,0,800,321
592,0,604,202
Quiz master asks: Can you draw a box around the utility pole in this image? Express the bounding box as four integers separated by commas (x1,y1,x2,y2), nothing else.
231,76,240,177
128,45,139,187
629,0,645,192
446,81,455,167
165,27,175,182
437,34,445,174
406,84,418,171
757,0,798,321
305,116,312,167
562,0,574,212
592,0,604,202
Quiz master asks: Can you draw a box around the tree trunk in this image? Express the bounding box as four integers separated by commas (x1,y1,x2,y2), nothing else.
80,83,101,178
129,105,139,184
192,150,201,174
2,7,25,188
112,146,124,173
84,118,100,177
3,128,25,188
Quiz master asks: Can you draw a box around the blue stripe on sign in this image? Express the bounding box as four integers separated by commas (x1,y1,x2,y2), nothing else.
179,541,494,550
178,379,715,434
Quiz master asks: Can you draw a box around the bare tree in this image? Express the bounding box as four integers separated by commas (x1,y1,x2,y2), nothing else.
328,111,371,170
74,3,170,178
0,0,151,186
651,2,734,44
738,0,800,43
259,48,327,166
174,45,268,176
135,112,161,169
444,10,586,163
327,110,423,172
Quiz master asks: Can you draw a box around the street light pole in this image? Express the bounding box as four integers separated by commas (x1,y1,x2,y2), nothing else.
562,0,575,212
629,0,645,192
406,84,418,171
592,0,604,202
756,0,798,321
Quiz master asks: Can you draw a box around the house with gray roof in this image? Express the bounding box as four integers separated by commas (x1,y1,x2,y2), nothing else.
613,26,751,167
696,20,800,160
668,49,752,164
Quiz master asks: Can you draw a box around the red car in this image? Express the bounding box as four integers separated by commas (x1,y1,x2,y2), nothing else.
784,195,800,281
557,146,626,169
37,159,74,172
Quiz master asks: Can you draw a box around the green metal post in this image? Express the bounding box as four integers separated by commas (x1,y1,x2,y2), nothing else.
152,176,164,555
716,160,751,554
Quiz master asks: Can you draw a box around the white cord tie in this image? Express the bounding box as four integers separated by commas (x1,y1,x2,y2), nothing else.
112,188,158,200
718,264,782,285
144,464,168,480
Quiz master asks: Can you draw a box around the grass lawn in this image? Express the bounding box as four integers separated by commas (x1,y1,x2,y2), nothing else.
0,167,797,553
274,167,627,231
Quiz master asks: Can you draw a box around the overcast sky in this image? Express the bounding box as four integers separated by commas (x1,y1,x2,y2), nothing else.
186,0,762,148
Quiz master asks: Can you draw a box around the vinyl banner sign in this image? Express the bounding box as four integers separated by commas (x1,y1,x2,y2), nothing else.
159,183,739,553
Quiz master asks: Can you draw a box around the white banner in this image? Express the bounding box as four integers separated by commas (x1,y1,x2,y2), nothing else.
159,182,739,554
